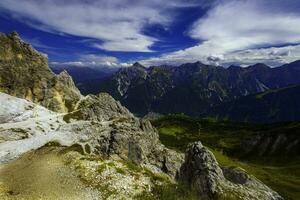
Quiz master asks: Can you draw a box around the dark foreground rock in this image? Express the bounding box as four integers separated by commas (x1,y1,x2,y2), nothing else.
179,142,283,200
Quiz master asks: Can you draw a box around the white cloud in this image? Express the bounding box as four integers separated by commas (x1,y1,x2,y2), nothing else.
141,44,300,67
51,54,131,69
141,0,300,67
189,0,300,54
0,0,200,52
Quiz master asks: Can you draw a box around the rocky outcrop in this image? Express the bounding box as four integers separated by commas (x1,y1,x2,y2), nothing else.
0,91,183,178
0,32,81,112
73,93,134,122
179,142,283,200
64,93,184,177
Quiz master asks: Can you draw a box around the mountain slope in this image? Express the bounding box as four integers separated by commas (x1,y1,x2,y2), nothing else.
209,84,300,123
79,61,300,117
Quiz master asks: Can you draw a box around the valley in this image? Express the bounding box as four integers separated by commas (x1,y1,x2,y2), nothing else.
152,115,300,200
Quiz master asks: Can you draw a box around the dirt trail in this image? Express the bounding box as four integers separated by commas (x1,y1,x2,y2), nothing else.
0,147,99,200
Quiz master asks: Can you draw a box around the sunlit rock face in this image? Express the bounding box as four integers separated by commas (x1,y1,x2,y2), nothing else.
0,32,82,113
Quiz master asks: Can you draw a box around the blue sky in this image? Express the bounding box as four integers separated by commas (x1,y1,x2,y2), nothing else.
1,0,300,68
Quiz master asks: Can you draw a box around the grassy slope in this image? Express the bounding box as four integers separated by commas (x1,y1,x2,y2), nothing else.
152,115,300,200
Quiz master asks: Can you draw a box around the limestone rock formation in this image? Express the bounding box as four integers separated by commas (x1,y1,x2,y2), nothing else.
0,91,182,178
73,93,134,122
63,92,184,177
179,142,283,200
0,32,81,112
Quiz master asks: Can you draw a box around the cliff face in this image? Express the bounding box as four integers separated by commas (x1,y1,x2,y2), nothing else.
0,32,81,112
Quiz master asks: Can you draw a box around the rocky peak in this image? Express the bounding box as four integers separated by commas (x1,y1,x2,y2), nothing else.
195,61,206,66
227,65,241,70
0,32,81,113
74,93,133,122
247,63,271,72
132,62,146,69
0,32,49,68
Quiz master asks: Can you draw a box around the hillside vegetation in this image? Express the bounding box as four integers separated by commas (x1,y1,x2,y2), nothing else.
152,115,300,200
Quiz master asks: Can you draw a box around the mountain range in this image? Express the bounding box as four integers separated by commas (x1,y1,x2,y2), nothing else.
51,65,117,82
210,84,300,123
77,61,300,122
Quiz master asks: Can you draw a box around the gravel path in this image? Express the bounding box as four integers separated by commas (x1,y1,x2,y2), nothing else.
0,147,100,200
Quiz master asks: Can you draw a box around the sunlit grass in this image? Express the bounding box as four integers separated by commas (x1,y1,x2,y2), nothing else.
153,114,300,200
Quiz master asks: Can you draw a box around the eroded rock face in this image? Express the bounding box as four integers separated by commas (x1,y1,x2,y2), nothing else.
0,91,183,178
178,142,224,199
65,93,184,178
0,32,81,113
179,142,283,200
240,133,300,157
74,93,133,121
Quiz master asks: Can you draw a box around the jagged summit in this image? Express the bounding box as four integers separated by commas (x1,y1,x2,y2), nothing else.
0,32,81,113
82,58,300,118
246,63,271,71
132,62,146,69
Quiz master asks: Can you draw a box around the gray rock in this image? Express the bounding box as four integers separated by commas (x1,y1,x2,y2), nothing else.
179,141,283,200
74,93,133,122
179,142,224,199
63,92,183,178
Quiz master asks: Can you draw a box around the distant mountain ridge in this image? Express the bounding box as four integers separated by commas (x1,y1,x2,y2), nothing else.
78,61,300,120
51,65,117,82
209,84,300,123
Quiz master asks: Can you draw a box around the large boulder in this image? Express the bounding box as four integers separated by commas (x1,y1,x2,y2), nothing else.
179,142,283,200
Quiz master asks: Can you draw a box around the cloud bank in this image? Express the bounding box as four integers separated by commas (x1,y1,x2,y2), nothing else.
141,0,300,67
51,54,131,69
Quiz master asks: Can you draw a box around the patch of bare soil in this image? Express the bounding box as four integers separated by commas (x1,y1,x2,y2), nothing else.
0,147,99,200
